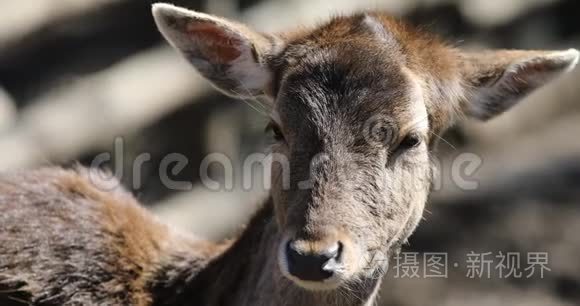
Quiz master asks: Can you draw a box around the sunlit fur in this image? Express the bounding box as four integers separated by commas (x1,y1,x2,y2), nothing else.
0,4,577,306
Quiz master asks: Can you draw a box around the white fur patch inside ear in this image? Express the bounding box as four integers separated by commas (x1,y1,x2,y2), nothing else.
152,3,273,98
508,48,580,87
466,48,579,121
152,3,219,25
152,3,228,52
228,50,271,94
152,3,194,19
551,48,580,73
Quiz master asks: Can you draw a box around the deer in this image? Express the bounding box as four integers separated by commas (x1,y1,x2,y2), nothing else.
1,3,578,306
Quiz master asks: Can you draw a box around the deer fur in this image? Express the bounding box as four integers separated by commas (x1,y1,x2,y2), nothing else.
0,3,578,306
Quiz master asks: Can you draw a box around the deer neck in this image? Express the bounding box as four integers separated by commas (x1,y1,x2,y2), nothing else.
150,197,382,306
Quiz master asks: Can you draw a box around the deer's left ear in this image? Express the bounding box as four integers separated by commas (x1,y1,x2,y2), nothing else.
460,49,579,120
152,3,280,98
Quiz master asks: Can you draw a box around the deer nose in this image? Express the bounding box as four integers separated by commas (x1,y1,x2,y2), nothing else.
285,240,342,281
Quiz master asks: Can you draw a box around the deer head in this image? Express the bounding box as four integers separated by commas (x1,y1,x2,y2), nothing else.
152,3,578,291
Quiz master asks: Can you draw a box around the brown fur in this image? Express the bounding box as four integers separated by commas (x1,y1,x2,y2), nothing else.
0,168,227,305
0,4,577,306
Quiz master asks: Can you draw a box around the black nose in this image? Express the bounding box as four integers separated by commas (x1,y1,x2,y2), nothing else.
285,240,342,281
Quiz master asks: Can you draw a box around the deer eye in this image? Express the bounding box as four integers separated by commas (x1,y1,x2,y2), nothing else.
398,134,421,151
392,133,421,154
387,133,421,165
265,122,285,142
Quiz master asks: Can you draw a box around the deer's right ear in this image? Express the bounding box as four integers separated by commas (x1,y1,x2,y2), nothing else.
459,49,579,121
152,3,279,98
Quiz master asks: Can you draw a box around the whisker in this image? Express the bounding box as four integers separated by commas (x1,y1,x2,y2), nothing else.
230,88,270,117
430,131,456,150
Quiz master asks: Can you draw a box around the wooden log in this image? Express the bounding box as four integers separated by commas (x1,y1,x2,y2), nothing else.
0,0,122,48
0,88,16,132
0,47,211,170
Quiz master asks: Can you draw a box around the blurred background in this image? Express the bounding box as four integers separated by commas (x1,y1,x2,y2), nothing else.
1,0,579,305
